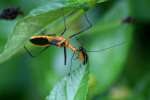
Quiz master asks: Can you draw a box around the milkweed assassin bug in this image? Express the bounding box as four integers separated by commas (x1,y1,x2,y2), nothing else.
24,10,92,66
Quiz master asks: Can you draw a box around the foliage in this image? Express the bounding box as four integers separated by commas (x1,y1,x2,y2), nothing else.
0,0,149,100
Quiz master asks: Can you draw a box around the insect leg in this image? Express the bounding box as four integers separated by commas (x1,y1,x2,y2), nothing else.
24,45,49,57
68,13,92,39
24,45,35,57
64,47,67,65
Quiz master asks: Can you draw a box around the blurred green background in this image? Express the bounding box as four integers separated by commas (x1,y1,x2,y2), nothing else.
0,0,150,100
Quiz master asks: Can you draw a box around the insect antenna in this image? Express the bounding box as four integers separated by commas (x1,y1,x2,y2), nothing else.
86,41,126,53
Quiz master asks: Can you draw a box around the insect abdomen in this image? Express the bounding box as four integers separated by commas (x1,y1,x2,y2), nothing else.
30,37,50,46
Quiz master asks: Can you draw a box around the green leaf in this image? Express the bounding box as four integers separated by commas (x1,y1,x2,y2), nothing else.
46,65,89,100
97,0,107,3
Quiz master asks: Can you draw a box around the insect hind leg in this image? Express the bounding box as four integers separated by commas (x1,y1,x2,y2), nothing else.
24,45,49,57
24,45,33,57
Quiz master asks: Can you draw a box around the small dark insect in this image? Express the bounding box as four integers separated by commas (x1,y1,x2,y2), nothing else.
0,7,23,20
122,16,135,24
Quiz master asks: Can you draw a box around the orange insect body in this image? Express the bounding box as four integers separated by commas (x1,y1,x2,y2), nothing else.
29,35,88,65
30,35,78,52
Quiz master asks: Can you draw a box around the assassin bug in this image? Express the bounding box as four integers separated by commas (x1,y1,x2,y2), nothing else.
0,7,23,20
24,11,92,65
